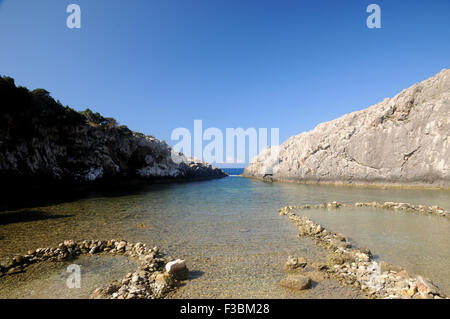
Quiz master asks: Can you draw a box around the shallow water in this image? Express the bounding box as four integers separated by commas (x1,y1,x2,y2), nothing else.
0,254,136,299
293,206,450,291
0,176,449,298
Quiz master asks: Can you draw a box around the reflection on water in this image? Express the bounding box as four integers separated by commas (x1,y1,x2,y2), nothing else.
0,176,449,298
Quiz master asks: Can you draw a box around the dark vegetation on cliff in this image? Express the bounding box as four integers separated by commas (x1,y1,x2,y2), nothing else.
0,76,226,208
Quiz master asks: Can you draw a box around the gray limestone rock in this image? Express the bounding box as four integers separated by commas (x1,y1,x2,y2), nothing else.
244,69,450,188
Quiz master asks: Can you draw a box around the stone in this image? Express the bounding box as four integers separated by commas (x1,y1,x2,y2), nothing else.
131,274,141,284
359,247,373,258
394,280,408,290
172,267,189,280
118,285,128,293
165,259,186,274
327,253,353,266
64,240,76,248
137,224,152,229
416,276,440,295
334,233,347,242
327,201,341,209
379,261,403,273
117,241,127,251
305,271,327,283
337,242,352,249
407,285,417,296
13,256,24,265
155,273,169,285
311,262,328,271
400,290,411,299
396,270,409,279
6,267,17,275
279,275,312,291
314,225,323,234
283,256,307,273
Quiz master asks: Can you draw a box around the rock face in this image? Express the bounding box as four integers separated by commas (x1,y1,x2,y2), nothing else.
0,76,226,200
244,69,450,187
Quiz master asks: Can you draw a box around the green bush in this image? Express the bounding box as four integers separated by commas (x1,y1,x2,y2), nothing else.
0,76,15,87
79,108,106,124
31,88,50,97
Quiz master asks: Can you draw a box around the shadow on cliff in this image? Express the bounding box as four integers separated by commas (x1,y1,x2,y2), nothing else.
0,210,72,226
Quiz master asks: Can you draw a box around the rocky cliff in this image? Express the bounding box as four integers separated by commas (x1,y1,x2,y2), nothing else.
244,69,450,188
0,76,226,200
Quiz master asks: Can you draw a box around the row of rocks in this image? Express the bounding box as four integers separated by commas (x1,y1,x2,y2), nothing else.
0,239,189,299
278,206,447,299
354,201,448,217
279,201,448,217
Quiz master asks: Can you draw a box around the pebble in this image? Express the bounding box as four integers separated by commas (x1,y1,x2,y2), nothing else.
280,275,312,291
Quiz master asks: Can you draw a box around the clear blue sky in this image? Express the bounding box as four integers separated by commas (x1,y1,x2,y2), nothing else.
1,0,449,165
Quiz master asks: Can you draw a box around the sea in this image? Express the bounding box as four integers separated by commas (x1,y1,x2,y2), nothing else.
0,174,449,298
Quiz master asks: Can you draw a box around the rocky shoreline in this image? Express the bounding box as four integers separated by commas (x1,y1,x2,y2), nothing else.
280,201,448,218
278,205,447,299
245,175,450,190
0,239,188,299
0,76,227,210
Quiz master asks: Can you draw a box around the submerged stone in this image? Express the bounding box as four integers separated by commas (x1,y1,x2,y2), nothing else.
280,275,312,291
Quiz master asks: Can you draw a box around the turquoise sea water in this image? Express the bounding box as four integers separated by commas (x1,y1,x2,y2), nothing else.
0,176,449,298
221,168,245,175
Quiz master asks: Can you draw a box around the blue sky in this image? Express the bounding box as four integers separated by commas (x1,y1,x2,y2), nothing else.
1,0,449,166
